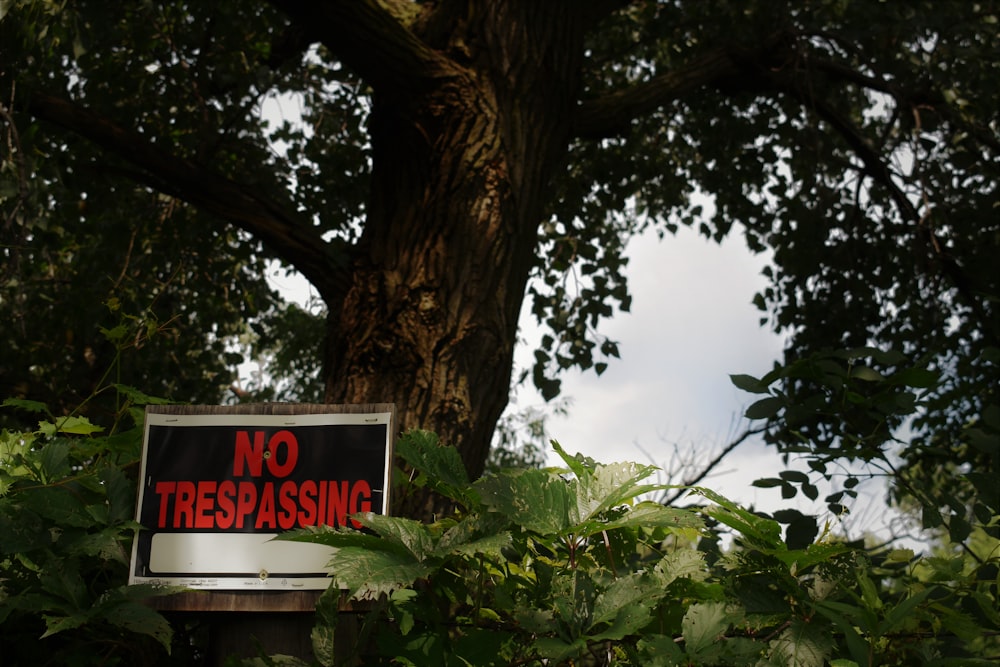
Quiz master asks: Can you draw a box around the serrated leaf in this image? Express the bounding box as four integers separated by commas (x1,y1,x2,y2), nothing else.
572,460,663,525
652,548,708,585
550,439,587,479
41,613,89,638
443,531,512,560
40,565,89,610
476,468,571,535
396,430,473,507
694,487,783,549
2,398,50,414
352,512,436,560
589,602,651,641
311,624,337,667
533,636,586,662
113,384,173,405
599,501,704,533
103,601,174,652
52,416,104,435
23,486,93,528
768,617,832,667
591,572,658,628
99,464,134,524
637,634,686,665
682,601,736,655
327,546,432,599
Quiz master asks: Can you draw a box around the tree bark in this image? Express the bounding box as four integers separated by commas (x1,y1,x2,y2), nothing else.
321,2,584,515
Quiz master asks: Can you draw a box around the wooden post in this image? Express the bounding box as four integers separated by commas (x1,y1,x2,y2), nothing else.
135,403,394,664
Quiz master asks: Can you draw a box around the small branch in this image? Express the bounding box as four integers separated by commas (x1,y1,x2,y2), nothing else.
661,426,764,507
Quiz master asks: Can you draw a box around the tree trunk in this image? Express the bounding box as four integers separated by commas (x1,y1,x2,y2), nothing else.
322,3,583,516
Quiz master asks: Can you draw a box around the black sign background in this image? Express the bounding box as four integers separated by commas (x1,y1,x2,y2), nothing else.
139,423,386,532
130,416,390,581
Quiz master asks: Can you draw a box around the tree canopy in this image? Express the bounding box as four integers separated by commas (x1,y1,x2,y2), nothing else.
2,0,997,517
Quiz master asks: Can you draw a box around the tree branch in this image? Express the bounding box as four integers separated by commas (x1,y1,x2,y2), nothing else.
575,46,746,139
25,92,350,305
660,426,764,507
574,29,800,140
268,0,454,92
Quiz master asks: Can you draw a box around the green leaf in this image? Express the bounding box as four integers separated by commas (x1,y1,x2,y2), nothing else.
598,501,704,533
694,487,783,550
441,531,512,560
102,601,174,653
327,546,432,599
682,601,736,656
113,384,173,405
396,430,473,507
51,416,104,435
591,571,659,630
41,613,90,638
730,373,770,394
22,486,94,528
637,634,686,666
812,601,870,664
353,512,436,561
476,468,571,535
745,396,784,420
2,398,51,414
550,439,588,479
876,587,933,636
533,636,586,663
589,602,651,641
311,624,337,667
40,564,89,611
779,470,810,483
768,617,832,667
99,464,134,524
849,365,884,382
572,460,664,526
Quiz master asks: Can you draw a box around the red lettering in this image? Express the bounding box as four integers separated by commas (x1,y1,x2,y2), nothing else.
216,480,236,529
327,481,349,527
154,481,176,528
349,480,372,529
174,481,196,529
235,481,257,528
234,431,266,477
318,479,327,525
277,480,298,530
256,482,277,529
194,481,217,529
266,430,298,477
298,480,318,526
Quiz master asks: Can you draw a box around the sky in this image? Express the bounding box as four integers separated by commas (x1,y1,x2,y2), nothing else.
265,224,920,549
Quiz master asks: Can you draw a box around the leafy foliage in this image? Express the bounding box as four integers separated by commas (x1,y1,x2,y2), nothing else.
283,431,1000,666
0,395,191,665
731,347,998,544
